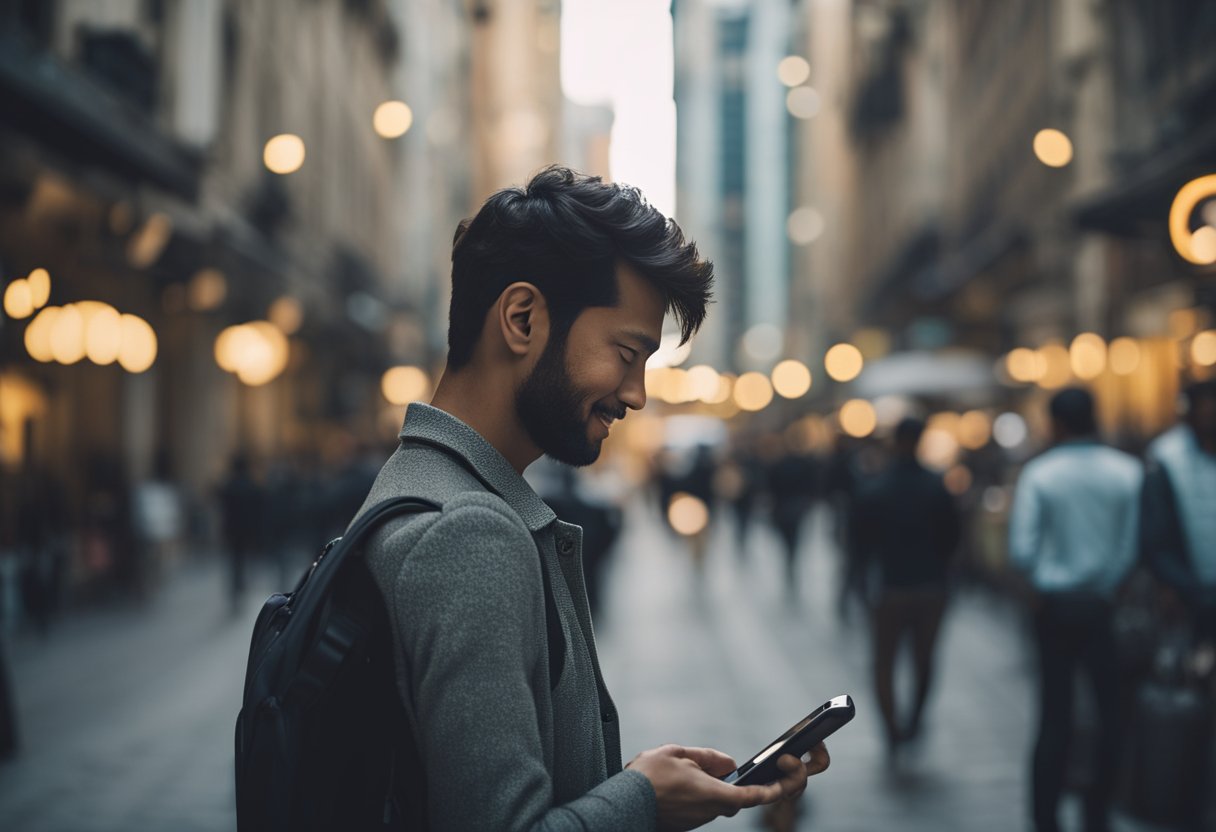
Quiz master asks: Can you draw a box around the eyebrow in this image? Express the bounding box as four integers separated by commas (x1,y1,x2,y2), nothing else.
620,330,661,356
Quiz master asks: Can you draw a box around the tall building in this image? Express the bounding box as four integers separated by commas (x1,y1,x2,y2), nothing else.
787,0,1214,437
673,0,793,373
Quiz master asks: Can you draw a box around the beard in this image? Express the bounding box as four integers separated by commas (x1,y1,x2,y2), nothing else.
515,333,609,467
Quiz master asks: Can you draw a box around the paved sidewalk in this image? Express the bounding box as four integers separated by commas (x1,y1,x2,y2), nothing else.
595,502,1168,831
0,557,279,832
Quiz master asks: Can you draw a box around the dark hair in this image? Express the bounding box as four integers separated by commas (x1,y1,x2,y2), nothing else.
894,417,925,447
446,166,714,369
1049,387,1097,436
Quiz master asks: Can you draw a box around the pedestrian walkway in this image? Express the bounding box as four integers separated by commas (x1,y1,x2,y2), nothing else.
0,556,277,832
595,501,1167,831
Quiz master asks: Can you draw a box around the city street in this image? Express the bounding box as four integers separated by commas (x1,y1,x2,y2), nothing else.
0,503,1167,831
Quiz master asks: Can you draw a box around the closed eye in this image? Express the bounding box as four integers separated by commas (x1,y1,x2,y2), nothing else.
619,346,638,364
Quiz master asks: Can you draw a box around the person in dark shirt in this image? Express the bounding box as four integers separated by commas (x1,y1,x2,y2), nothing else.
852,417,960,753
766,443,819,599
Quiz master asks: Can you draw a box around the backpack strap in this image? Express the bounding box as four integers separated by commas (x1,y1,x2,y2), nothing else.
284,496,440,712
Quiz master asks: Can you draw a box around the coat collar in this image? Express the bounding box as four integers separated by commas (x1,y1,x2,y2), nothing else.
399,403,557,532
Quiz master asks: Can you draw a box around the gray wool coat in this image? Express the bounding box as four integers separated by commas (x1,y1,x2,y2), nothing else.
352,403,657,831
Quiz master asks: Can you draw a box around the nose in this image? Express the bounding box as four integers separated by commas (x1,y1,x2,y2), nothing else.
619,366,647,412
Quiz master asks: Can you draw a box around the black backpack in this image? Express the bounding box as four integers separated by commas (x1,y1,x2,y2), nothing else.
235,496,438,831
235,493,567,831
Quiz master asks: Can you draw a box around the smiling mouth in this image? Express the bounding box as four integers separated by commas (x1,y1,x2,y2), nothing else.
594,406,624,430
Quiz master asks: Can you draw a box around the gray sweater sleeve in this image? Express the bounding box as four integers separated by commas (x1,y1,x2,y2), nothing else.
387,499,656,831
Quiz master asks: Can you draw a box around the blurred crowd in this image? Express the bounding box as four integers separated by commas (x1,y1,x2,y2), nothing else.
641,380,1216,831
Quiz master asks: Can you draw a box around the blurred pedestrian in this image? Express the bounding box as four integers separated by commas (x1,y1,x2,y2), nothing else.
853,417,959,753
217,454,263,610
767,438,819,598
1142,379,1216,643
1009,388,1142,832
826,434,867,620
1139,379,1216,831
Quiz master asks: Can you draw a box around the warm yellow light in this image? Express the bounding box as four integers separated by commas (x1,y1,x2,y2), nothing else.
188,268,227,312
1006,347,1042,383
777,56,811,87
733,371,774,412
268,296,304,334
928,411,961,438
705,373,733,405
1108,337,1141,375
49,303,85,364
786,87,820,119
374,101,414,139
1169,175,1216,265
958,410,992,451
1036,342,1072,389
1193,330,1216,367
127,213,173,268
264,133,306,175
24,306,60,362
667,492,709,536
824,343,864,382
215,322,285,384
381,365,431,405
1192,226,1216,264
1069,332,1107,380
771,359,812,399
85,304,122,365
668,368,695,404
237,321,288,385
685,365,721,403
215,325,250,372
0,374,47,466
4,280,33,319
118,314,157,373
839,399,877,438
26,268,50,308
919,427,960,470
1033,128,1073,167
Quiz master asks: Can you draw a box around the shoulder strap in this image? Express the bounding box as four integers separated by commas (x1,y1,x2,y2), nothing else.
284,496,441,711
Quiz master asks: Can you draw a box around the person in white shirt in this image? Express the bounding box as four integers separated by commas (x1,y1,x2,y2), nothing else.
1009,387,1142,832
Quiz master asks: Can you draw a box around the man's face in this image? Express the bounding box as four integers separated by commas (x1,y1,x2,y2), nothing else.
515,262,664,466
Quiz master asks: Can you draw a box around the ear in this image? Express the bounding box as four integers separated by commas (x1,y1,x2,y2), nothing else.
496,282,550,358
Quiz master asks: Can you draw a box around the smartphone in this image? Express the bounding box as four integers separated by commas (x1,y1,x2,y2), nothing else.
722,695,855,786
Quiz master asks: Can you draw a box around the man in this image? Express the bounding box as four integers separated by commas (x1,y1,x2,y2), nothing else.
1009,388,1142,832
1140,379,1216,831
852,417,959,754
352,167,828,830
1142,379,1216,641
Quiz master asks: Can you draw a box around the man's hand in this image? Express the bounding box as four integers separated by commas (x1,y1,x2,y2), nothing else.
626,742,830,831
